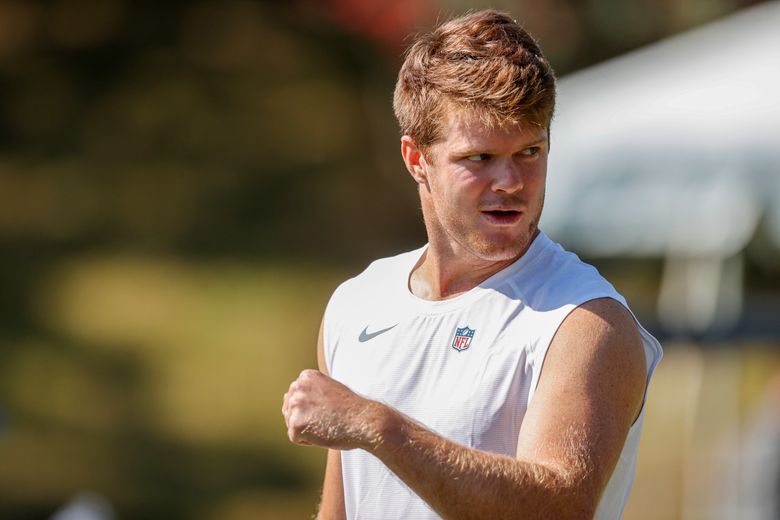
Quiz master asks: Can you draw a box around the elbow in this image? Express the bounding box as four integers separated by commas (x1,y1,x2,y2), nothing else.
557,499,598,520
548,486,600,520
532,472,599,520
541,458,603,519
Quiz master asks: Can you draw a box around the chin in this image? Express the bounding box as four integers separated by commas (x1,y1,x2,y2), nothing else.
470,239,527,262
478,248,524,262
470,226,538,262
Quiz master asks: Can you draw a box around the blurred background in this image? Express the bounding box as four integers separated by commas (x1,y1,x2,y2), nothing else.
0,0,778,519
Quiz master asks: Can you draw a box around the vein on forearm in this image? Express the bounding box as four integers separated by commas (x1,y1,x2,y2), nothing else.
372,413,598,520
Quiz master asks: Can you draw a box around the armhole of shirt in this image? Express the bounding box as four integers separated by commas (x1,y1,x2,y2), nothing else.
526,296,663,427
322,290,341,376
630,318,664,422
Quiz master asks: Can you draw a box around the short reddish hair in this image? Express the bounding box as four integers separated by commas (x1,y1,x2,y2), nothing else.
393,10,556,148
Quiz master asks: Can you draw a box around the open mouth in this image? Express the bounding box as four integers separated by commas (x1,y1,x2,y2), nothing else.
481,209,522,225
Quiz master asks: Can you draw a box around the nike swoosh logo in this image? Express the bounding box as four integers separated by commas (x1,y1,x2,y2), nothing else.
358,324,398,342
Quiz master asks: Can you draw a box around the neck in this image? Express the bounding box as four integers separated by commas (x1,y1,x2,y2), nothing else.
409,238,533,301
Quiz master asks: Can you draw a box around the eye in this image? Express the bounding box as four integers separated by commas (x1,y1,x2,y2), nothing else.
519,147,540,157
466,153,491,162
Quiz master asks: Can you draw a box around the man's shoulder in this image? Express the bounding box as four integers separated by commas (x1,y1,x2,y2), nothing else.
510,233,624,310
341,246,424,289
366,246,426,276
327,245,425,306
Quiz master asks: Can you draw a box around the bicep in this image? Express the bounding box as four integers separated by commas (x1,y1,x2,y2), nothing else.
516,297,647,498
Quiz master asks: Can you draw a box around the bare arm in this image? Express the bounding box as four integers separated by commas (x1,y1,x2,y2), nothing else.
284,298,646,519
315,318,346,520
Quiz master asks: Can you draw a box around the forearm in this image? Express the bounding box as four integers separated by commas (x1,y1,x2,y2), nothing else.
369,405,597,520
284,371,599,518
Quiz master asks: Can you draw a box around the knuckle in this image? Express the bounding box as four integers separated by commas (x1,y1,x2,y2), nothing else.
287,409,302,425
300,368,318,379
287,397,300,409
290,423,305,440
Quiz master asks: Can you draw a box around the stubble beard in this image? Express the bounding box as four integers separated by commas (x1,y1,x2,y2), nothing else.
421,186,545,264
467,217,540,261
467,188,545,262
432,196,544,264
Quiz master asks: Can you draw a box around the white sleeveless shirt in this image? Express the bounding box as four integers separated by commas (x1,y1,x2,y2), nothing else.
323,232,662,519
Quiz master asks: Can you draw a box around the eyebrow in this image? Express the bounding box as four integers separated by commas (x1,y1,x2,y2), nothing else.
454,138,548,156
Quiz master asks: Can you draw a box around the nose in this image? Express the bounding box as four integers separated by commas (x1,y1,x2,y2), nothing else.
491,158,524,194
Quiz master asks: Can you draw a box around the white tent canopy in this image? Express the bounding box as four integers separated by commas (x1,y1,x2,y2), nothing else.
541,1,780,333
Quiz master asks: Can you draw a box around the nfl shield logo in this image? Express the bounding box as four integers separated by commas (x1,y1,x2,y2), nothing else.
451,326,475,352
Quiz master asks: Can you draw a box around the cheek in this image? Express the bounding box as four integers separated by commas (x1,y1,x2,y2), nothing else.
452,170,486,199
534,160,548,186
526,166,547,195
430,168,476,203
531,174,547,195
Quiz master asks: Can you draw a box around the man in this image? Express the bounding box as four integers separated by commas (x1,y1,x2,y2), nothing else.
282,10,662,519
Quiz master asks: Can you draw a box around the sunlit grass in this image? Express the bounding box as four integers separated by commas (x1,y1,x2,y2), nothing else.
32,256,348,446
1,255,350,516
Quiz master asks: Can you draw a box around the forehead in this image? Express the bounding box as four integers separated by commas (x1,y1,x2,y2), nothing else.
436,107,548,151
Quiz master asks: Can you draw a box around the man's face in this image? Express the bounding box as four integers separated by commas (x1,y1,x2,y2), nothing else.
411,109,548,263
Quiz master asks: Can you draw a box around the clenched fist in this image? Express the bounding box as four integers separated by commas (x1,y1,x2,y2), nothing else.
282,369,394,451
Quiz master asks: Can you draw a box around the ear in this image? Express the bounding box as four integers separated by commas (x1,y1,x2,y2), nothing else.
400,136,429,185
